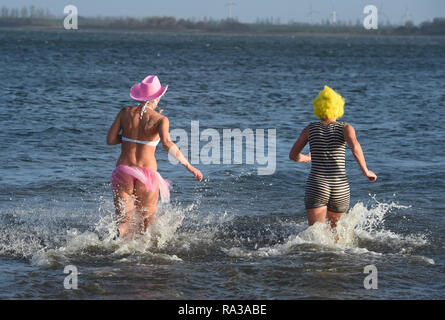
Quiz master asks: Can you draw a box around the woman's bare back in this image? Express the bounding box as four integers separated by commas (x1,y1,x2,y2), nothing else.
117,106,165,169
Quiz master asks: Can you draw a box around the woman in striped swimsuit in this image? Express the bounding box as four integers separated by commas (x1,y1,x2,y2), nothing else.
289,86,377,231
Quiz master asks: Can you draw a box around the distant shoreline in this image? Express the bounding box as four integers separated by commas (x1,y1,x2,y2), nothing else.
1,12,444,37
2,25,445,39
0,4,444,37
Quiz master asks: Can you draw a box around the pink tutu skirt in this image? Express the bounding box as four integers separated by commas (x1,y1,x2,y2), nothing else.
111,165,171,202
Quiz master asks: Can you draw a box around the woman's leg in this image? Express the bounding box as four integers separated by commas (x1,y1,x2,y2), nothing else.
305,174,329,227
306,206,327,226
327,211,344,229
112,183,135,238
327,180,349,229
134,179,159,233
327,210,344,242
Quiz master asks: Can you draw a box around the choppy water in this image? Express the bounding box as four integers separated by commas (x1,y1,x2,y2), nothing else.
1,29,445,299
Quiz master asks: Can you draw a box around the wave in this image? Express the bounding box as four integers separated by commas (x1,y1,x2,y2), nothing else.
223,200,433,264
30,202,192,267
0,196,434,268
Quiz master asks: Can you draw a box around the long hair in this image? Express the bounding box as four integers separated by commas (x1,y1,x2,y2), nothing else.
139,99,163,119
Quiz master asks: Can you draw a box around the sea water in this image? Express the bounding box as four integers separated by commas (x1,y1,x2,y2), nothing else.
0,29,444,299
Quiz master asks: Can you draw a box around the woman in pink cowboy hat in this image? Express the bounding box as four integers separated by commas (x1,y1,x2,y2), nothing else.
107,75,203,237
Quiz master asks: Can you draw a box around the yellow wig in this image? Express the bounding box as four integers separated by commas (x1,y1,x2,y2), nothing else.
312,86,345,120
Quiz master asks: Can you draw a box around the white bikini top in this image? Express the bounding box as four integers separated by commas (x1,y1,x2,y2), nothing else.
122,136,160,147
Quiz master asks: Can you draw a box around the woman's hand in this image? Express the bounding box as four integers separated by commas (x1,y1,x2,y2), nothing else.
298,152,311,163
364,169,377,182
187,165,203,182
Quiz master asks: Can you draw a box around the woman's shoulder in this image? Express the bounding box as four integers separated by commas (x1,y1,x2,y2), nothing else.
341,122,356,136
307,121,319,128
121,105,139,114
150,110,167,121
146,111,167,129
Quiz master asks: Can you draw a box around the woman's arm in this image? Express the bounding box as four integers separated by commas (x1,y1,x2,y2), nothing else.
106,108,123,145
343,124,377,182
159,117,203,182
289,125,311,163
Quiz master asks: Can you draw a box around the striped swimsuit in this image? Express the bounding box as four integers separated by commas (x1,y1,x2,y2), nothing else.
304,121,350,213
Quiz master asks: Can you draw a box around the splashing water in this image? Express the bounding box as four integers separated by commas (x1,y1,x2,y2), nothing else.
1,196,432,269
30,202,191,267
224,200,432,263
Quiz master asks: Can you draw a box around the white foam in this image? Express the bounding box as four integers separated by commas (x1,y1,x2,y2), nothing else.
5,196,434,268
223,200,431,261
30,202,191,267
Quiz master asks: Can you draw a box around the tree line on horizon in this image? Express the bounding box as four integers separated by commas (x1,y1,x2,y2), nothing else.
1,5,445,35
1,5,52,20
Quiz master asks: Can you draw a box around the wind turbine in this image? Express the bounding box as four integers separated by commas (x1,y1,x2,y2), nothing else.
307,4,320,24
378,2,390,25
330,9,338,25
401,8,413,25
226,0,236,20
329,1,339,25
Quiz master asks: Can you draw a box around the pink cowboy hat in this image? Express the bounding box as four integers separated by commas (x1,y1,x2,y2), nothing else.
130,75,168,101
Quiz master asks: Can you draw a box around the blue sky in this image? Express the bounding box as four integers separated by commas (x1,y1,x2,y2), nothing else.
1,0,444,24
